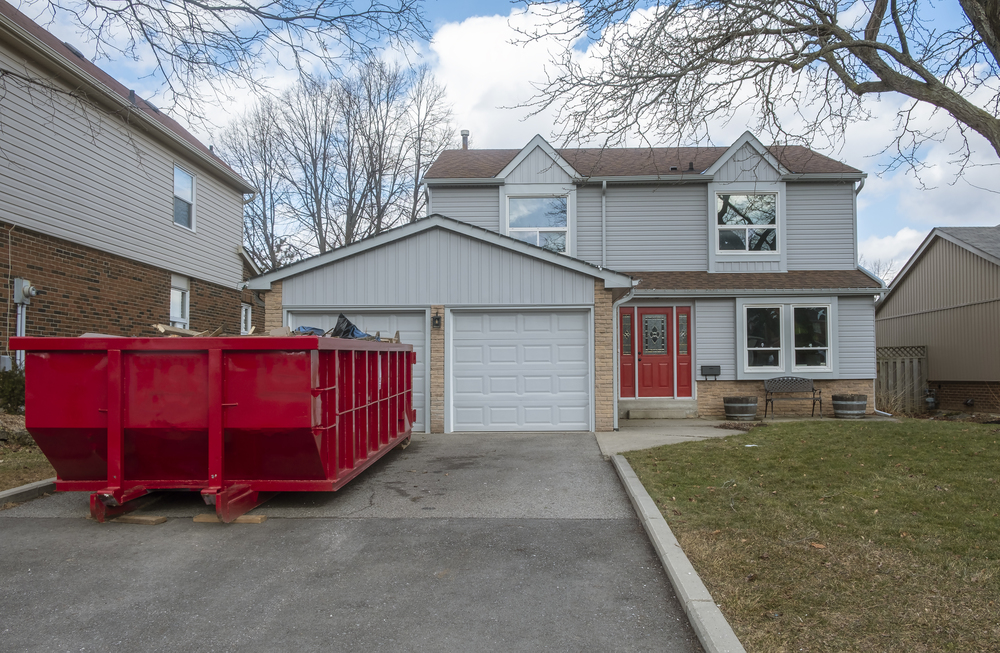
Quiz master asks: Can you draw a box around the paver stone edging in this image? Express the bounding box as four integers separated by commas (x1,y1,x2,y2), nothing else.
611,455,747,653
0,477,56,505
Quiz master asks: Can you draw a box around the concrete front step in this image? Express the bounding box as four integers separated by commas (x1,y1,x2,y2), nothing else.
621,398,699,419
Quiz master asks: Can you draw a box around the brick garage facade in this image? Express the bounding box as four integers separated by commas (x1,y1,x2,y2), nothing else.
696,378,875,418
1,222,242,350
594,280,615,432
430,305,445,433
930,381,1000,412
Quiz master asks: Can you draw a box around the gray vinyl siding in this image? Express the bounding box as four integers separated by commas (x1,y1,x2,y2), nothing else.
785,183,856,270
505,147,573,184
838,296,876,378
576,186,603,264
604,185,708,270
694,298,737,380
715,261,782,272
0,45,244,288
713,144,781,182
282,227,595,307
876,238,1000,381
429,187,501,232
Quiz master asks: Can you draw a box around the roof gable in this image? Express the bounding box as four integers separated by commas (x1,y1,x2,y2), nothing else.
248,214,635,290
703,131,788,178
497,135,578,180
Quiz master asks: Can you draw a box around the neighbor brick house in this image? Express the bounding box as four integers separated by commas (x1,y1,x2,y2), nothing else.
0,0,254,360
876,225,1000,412
249,132,884,432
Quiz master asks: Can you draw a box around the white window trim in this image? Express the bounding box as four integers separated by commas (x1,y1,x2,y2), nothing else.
743,304,784,372
170,273,190,330
715,192,779,254
707,181,786,271
173,164,197,232
500,183,577,257
240,303,252,335
735,297,839,380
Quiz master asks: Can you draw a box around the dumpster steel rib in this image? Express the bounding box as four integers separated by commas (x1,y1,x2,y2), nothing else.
10,336,416,523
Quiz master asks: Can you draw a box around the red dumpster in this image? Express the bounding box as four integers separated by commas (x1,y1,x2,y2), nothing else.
10,336,416,522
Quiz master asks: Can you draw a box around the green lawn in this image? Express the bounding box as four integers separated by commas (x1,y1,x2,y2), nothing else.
624,419,1000,652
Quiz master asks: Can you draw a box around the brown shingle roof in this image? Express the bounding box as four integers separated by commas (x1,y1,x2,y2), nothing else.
425,145,859,180
0,0,253,192
629,270,882,291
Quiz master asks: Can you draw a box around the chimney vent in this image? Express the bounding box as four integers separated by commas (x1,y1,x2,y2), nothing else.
461,130,470,150
688,161,695,171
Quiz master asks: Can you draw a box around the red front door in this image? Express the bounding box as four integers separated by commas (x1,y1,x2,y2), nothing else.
637,308,673,397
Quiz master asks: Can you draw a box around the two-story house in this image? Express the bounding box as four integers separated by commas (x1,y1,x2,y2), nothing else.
249,133,884,432
0,0,256,357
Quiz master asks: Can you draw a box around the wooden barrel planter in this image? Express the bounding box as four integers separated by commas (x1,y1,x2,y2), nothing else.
723,396,758,421
832,394,867,419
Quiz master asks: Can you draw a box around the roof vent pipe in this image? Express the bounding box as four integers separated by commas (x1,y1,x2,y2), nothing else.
461,130,470,150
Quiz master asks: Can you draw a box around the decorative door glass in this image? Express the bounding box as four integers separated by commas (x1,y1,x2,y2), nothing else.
622,314,632,355
678,314,688,355
643,315,667,354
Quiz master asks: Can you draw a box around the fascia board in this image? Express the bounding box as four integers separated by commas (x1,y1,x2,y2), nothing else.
781,173,865,182
633,287,885,297
574,175,711,184
423,178,505,186
249,215,635,290
0,16,255,194
703,130,790,177
497,135,579,179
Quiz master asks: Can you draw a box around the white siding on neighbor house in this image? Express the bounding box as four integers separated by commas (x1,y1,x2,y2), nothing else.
713,144,781,183
603,185,709,270
694,299,737,380
785,183,856,270
282,227,596,307
0,45,245,288
505,147,573,184
429,186,501,232
838,295,876,378
576,186,603,263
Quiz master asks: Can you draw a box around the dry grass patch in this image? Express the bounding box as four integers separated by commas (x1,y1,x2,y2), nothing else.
624,419,1000,652
0,414,55,495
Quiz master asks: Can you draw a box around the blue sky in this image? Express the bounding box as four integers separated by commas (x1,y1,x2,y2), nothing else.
22,0,999,274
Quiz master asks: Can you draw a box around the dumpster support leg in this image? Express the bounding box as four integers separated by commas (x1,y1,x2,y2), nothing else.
90,487,151,523
202,485,276,523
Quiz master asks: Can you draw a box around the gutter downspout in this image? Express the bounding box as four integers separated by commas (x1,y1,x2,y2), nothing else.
612,282,638,431
601,181,607,267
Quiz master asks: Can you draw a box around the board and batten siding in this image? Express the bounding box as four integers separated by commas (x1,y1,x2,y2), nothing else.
429,187,501,232
282,227,595,307
876,237,1000,381
0,45,244,288
838,295,876,378
713,144,782,183
715,260,782,272
785,183,856,270
602,185,709,270
694,299,737,380
505,147,573,184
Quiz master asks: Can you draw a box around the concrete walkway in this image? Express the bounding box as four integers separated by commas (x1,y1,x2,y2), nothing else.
0,432,703,653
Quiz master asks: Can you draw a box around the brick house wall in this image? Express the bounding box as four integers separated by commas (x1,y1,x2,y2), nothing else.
696,378,875,418
1,222,242,351
930,381,1000,412
263,281,283,332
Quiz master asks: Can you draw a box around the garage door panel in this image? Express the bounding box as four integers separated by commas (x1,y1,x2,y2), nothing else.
453,376,484,394
288,311,426,432
451,310,590,432
454,345,483,364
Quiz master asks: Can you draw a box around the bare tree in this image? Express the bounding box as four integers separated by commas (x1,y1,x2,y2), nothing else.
218,98,298,271
859,254,900,284
23,0,429,122
405,65,454,222
521,0,1000,176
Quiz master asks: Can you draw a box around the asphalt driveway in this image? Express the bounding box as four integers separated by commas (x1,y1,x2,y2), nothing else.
0,432,703,652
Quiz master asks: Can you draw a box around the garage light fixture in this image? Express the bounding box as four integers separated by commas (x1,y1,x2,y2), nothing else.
432,311,442,329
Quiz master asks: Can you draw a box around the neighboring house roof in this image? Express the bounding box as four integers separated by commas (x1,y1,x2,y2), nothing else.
0,0,254,194
877,224,1000,311
425,134,861,180
248,214,636,291
630,270,884,296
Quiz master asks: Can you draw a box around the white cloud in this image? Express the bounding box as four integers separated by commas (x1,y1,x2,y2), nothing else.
859,227,930,268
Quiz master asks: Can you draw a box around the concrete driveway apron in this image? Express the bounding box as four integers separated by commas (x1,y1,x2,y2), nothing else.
0,432,703,653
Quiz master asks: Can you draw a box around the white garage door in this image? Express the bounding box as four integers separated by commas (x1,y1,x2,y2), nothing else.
451,310,591,431
287,311,427,433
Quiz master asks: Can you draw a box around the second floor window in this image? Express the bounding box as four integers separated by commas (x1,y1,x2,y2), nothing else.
508,196,567,253
174,165,195,229
717,193,777,252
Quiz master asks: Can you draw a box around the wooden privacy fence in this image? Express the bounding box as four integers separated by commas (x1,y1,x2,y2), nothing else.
875,346,927,413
